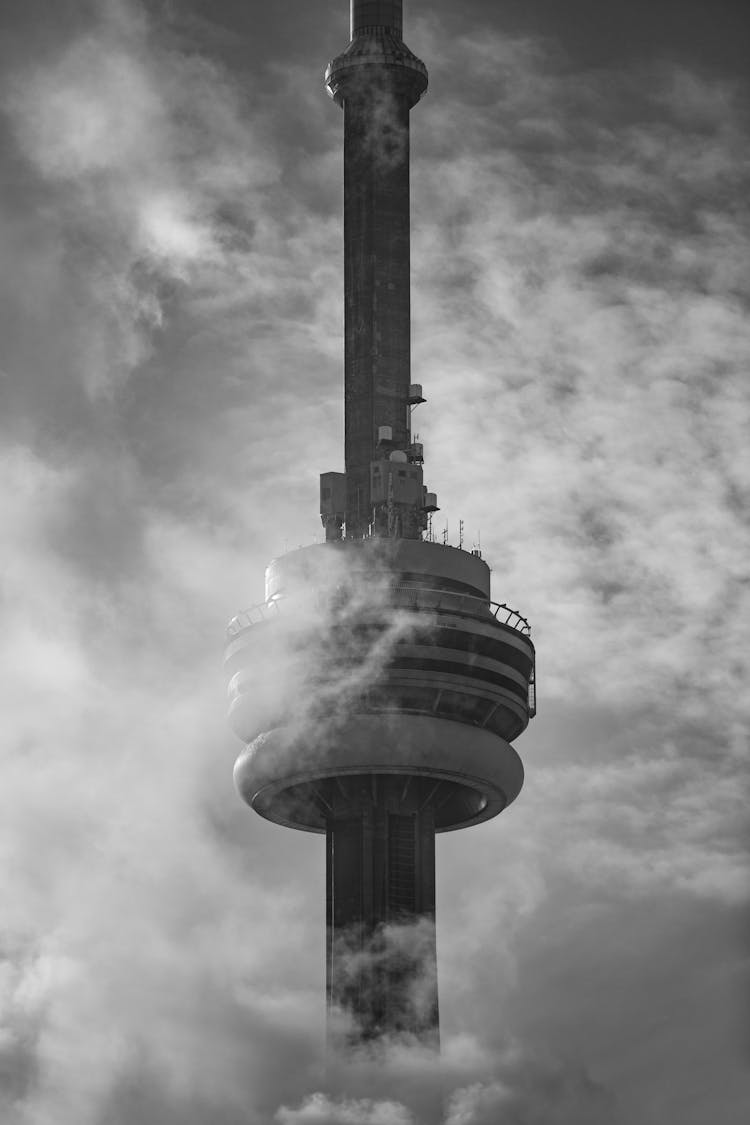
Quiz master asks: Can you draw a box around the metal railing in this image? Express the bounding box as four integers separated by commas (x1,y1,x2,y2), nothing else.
228,586,531,639
226,600,281,637
492,602,532,636
390,585,531,635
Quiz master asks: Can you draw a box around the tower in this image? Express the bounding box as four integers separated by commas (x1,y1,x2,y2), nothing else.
225,0,535,1046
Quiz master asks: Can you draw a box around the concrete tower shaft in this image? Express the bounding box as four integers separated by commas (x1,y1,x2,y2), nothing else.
325,2,428,539
226,0,535,1051
351,1,403,37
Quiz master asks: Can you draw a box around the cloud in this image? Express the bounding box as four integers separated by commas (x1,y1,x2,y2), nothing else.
278,1032,622,1125
0,4,747,1125
444,1063,617,1125
0,437,319,1124
526,745,748,907
277,1093,415,1125
405,28,750,738
2,0,279,398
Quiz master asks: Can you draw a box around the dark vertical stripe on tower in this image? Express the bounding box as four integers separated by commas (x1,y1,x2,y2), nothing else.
388,813,417,916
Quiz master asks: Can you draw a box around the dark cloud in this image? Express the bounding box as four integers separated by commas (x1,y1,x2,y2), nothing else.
434,0,750,79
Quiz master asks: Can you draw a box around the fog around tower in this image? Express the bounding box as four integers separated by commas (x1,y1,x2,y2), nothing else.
0,1,748,1123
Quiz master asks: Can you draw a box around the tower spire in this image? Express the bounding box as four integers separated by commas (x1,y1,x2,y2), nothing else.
351,0,403,37
323,0,428,540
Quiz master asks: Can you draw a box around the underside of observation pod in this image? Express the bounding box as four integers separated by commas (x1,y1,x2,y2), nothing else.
226,538,535,833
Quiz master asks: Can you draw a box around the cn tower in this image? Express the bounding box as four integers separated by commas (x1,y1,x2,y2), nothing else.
226,0,535,1046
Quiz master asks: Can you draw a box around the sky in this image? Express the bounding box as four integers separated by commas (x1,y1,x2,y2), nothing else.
1,0,749,1122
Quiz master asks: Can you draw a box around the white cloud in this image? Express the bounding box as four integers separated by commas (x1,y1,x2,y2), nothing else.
7,38,164,179
0,5,747,1124
406,31,750,740
277,1093,415,1125
2,0,280,396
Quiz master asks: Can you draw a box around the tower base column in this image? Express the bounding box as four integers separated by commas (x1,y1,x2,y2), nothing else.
325,774,439,1046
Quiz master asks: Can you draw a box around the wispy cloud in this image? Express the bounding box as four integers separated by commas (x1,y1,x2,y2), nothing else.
3,0,279,398
0,2,747,1123
408,27,750,734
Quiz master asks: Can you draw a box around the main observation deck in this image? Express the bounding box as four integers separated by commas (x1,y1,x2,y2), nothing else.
226,539,535,834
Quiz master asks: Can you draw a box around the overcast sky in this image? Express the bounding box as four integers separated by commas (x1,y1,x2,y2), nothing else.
1,1,749,1123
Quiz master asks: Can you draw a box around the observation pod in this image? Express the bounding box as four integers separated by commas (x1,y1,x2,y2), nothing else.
226,538,535,1043
227,540,535,831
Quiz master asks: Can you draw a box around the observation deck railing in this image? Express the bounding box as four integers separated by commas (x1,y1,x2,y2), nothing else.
227,600,281,636
390,585,531,635
227,587,531,638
